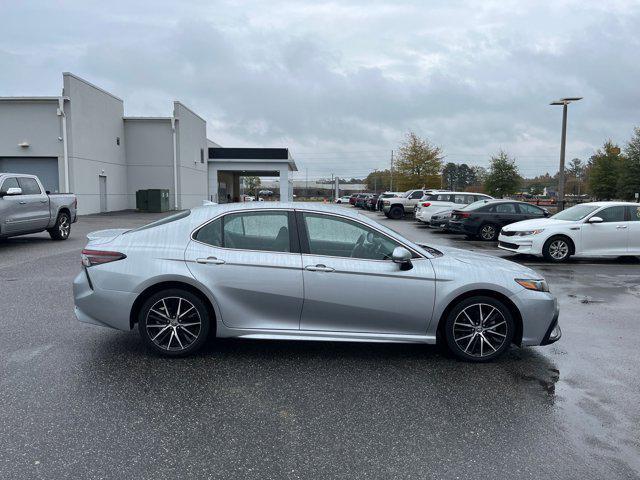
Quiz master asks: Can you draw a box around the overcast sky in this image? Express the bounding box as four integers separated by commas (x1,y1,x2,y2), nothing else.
1,0,639,179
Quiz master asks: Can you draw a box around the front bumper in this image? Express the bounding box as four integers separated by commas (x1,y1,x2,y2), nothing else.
73,269,137,331
497,233,545,255
510,288,560,346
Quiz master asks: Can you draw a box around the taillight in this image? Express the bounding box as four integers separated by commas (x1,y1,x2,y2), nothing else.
422,202,431,207
81,249,126,267
73,198,77,209
459,212,470,218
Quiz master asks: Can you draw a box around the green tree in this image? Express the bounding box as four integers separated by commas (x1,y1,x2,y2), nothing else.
565,158,585,195
442,163,458,190
242,176,261,195
364,170,391,192
394,132,444,190
618,128,640,200
484,150,521,198
588,140,622,200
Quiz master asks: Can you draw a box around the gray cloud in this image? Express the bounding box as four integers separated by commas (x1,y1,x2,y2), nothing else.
1,0,638,179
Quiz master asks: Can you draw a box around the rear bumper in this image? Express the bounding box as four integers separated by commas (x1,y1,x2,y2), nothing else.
448,221,475,235
73,269,136,331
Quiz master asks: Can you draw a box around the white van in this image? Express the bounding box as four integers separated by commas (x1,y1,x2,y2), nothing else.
414,191,493,223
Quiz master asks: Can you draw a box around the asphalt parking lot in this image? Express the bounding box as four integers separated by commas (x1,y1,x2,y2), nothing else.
1,208,639,479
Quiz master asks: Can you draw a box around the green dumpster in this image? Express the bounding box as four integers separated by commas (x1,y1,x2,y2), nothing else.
136,189,149,211
147,189,170,212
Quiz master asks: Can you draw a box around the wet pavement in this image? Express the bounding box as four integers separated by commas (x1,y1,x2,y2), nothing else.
0,208,639,479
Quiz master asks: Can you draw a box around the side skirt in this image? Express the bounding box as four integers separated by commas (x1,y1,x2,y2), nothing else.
217,328,437,344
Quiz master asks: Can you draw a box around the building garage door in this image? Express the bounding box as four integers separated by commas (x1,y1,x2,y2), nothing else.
0,157,59,192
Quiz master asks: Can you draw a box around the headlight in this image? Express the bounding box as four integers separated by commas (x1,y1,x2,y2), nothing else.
514,229,545,236
383,200,390,205
515,278,549,292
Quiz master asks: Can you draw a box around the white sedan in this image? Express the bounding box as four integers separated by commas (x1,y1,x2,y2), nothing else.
415,192,492,224
498,201,640,262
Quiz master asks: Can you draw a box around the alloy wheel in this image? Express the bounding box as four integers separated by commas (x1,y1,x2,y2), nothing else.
452,303,508,358
59,215,70,238
549,240,569,260
145,296,202,351
480,225,496,240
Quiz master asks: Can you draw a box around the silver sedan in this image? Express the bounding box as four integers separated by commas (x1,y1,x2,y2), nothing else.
73,203,560,362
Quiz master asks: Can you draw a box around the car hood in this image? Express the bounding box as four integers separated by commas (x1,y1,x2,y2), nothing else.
501,218,575,231
427,244,541,278
86,228,129,245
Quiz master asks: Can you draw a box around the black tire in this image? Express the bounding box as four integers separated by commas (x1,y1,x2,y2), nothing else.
48,211,71,240
478,223,499,241
542,235,572,263
138,288,211,357
388,205,404,219
444,296,515,362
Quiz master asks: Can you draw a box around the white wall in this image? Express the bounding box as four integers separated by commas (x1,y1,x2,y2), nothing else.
64,73,128,214
124,118,175,209
174,102,208,209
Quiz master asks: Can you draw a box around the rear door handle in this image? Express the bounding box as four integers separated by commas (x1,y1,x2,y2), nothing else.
305,264,335,272
19,201,27,204
616,225,628,229
40,199,48,203
196,256,226,265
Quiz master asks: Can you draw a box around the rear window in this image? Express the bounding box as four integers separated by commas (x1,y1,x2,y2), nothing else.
127,210,191,233
18,177,41,195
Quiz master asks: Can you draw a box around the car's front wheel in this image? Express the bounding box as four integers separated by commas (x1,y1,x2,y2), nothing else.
138,289,211,356
444,296,515,362
542,236,572,262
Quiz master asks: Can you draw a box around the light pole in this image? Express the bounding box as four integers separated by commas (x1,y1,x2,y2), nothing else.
550,97,582,211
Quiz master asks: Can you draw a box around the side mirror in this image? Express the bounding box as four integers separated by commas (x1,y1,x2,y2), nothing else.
1,187,22,197
543,209,549,217
587,216,603,224
392,246,413,270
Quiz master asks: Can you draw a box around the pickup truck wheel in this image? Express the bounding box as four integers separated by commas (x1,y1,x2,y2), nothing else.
48,212,71,240
388,205,404,219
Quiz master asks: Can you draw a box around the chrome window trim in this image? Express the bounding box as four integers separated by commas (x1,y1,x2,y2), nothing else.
190,207,427,259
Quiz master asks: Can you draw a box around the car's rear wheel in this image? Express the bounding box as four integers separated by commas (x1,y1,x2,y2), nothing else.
48,211,71,240
444,296,515,362
388,205,404,219
479,223,499,241
543,236,571,262
138,289,211,357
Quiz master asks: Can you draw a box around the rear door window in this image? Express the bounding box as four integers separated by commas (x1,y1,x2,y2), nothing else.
494,203,517,213
596,206,626,222
626,205,640,221
17,177,41,195
223,211,292,252
518,203,545,215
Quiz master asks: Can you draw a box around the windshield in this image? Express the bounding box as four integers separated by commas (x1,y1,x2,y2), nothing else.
551,204,600,221
126,210,191,233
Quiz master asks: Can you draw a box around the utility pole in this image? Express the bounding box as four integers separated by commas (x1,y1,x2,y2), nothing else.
305,167,309,200
390,150,394,191
550,97,582,211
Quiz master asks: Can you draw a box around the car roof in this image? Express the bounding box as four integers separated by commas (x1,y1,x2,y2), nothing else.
579,201,639,207
188,201,366,222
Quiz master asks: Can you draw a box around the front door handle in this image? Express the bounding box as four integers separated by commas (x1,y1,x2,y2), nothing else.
196,256,226,265
19,201,27,204
616,225,628,229
305,264,335,272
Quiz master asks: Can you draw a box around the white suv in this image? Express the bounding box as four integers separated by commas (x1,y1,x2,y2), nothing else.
498,201,640,262
382,189,445,219
415,192,493,224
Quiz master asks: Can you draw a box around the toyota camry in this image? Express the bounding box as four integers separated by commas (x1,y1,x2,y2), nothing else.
73,203,560,361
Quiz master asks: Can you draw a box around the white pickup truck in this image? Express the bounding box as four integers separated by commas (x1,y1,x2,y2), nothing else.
0,173,78,240
382,189,444,219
